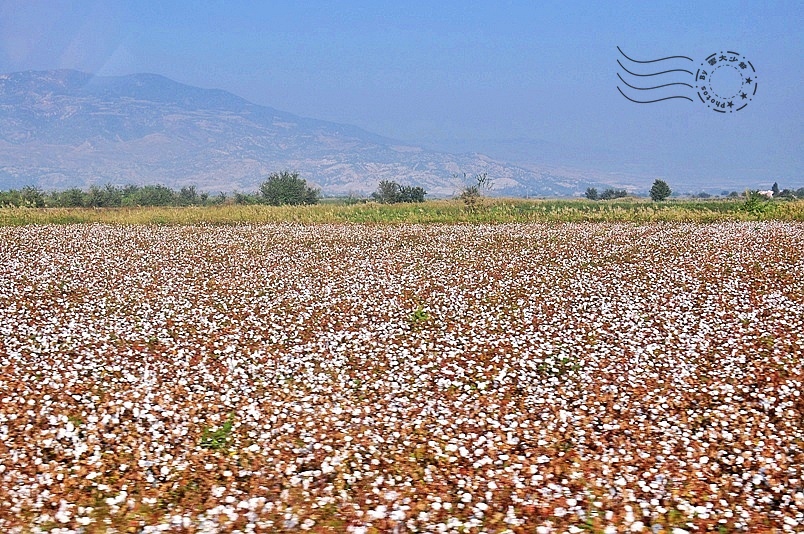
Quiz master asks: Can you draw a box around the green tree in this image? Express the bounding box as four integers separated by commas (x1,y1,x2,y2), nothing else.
398,185,426,203
57,188,86,207
87,184,123,207
372,181,426,203
20,186,46,207
650,179,672,201
584,187,599,200
371,180,401,204
179,185,199,205
259,171,319,206
771,182,780,197
599,188,628,200
121,184,175,206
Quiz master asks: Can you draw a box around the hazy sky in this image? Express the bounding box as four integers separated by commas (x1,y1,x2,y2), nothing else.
0,1,801,189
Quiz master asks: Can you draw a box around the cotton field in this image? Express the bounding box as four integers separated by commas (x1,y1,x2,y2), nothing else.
0,222,802,534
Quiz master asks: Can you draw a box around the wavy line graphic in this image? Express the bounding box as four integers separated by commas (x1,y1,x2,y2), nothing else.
616,87,693,104
616,47,694,104
616,73,693,91
617,46,692,63
617,60,693,77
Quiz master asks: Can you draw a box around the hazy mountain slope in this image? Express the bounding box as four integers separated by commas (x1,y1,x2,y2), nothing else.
0,70,595,196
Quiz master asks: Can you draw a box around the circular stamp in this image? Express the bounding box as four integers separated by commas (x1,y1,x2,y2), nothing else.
695,51,757,113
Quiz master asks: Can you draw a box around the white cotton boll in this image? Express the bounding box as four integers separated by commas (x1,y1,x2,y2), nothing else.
369,505,387,519
389,510,405,521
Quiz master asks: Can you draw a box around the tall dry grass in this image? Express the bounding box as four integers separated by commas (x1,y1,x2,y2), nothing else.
1,198,802,226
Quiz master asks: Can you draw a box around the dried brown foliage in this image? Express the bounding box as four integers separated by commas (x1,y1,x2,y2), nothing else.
0,222,801,532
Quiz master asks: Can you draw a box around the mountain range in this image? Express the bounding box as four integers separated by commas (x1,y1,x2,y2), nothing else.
0,69,604,197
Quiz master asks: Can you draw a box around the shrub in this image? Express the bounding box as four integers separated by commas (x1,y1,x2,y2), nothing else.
458,173,493,212
742,190,774,217
233,192,260,205
259,171,319,206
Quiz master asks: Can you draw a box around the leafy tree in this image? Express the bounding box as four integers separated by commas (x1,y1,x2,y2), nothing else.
121,184,175,206
20,186,46,207
599,188,628,200
57,188,86,207
650,179,672,201
399,185,426,203
771,182,780,197
796,187,804,199
179,185,198,205
372,180,401,204
259,171,319,206
584,187,599,200
86,184,124,207
372,181,426,203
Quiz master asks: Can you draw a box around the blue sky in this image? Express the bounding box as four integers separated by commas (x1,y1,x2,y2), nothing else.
0,1,801,189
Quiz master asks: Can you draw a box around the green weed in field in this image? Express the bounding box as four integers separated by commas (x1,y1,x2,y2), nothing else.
199,412,235,450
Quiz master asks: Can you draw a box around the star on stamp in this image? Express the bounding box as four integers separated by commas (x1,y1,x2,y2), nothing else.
616,47,758,113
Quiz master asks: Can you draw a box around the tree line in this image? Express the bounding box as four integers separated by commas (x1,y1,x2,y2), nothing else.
0,173,431,208
0,171,322,208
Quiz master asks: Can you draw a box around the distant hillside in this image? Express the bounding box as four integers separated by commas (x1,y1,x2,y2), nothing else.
0,69,598,196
